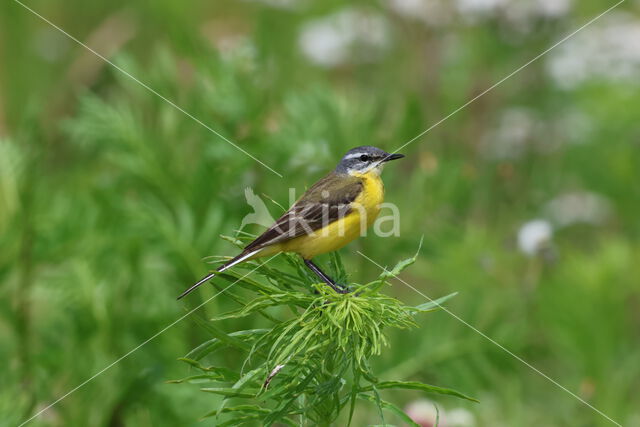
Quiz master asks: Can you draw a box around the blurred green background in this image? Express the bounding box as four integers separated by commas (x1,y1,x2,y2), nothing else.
1,0,639,425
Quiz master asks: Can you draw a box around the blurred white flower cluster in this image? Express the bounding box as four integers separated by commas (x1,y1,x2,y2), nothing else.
517,191,613,257
544,191,612,228
296,0,576,68
387,0,454,27
481,107,591,160
546,12,640,88
386,0,571,27
405,398,476,427
242,0,301,9
298,8,390,67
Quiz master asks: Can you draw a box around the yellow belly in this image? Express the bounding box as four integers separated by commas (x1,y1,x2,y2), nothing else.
281,171,384,259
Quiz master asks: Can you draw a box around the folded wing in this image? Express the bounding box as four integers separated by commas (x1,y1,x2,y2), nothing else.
244,173,363,251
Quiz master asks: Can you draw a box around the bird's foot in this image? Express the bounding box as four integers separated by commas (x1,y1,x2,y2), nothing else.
330,283,352,294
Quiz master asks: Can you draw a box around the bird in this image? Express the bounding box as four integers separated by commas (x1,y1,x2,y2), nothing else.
178,146,404,299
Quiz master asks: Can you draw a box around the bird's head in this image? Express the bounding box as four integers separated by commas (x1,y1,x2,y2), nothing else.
335,146,405,176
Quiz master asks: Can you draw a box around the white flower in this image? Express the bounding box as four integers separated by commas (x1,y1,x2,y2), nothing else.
386,0,454,27
455,0,505,15
535,0,571,18
388,0,570,28
405,399,476,426
298,9,389,67
545,191,612,228
405,399,439,426
518,219,553,256
482,107,591,159
242,0,302,9
546,12,640,88
446,408,476,427
502,0,572,33
387,0,426,15
511,0,572,20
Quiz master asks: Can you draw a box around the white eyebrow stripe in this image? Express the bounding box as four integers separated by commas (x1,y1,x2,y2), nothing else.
343,152,366,160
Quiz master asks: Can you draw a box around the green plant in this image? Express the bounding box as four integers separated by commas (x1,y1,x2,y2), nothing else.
173,237,475,426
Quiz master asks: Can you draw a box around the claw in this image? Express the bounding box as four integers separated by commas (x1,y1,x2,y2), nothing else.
333,284,352,294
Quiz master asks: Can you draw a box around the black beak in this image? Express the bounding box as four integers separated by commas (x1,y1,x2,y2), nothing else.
382,153,405,162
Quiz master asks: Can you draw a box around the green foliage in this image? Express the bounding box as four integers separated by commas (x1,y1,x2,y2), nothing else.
176,251,472,426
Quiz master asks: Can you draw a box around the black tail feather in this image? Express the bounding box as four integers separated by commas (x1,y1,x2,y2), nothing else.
177,250,256,300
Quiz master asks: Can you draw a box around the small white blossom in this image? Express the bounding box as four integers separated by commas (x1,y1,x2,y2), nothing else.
387,0,426,15
405,399,476,426
386,0,454,27
405,399,439,426
546,12,640,88
535,0,571,18
504,0,572,29
518,219,553,256
242,0,301,9
447,408,476,427
456,0,505,16
388,0,570,28
545,191,612,228
298,9,389,67
482,107,592,159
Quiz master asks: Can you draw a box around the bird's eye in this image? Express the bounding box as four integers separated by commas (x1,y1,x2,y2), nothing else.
359,155,370,162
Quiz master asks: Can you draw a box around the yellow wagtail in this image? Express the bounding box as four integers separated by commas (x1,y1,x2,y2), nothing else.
178,146,404,298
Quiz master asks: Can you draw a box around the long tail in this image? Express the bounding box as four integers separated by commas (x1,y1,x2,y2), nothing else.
177,249,259,299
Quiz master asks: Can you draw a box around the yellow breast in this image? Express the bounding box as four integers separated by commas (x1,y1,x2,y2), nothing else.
353,169,385,226
283,170,385,259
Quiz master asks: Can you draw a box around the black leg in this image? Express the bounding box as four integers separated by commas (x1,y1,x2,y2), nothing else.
303,259,350,294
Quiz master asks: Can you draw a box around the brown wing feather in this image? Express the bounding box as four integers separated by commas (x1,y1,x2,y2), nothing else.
244,173,363,252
